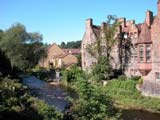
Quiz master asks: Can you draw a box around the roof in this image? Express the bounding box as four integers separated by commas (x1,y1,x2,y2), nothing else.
136,23,152,44
136,23,143,32
62,49,80,54
92,25,101,38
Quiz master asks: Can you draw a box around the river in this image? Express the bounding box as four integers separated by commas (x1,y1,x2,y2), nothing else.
22,76,76,111
22,76,160,120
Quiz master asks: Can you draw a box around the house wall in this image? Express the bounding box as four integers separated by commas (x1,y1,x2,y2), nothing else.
62,54,78,66
81,19,97,71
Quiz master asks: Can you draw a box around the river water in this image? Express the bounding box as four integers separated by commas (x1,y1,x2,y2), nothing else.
22,76,160,120
22,76,76,111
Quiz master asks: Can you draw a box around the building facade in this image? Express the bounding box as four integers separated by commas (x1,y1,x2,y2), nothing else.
39,43,78,69
81,1,160,96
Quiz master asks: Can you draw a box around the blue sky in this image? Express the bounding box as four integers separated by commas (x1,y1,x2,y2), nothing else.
0,0,157,44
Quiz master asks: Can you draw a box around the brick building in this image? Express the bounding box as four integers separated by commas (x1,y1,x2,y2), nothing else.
39,43,78,69
81,1,160,96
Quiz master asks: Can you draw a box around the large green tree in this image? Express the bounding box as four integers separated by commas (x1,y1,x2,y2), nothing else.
0,23,46,72
60,40,81,48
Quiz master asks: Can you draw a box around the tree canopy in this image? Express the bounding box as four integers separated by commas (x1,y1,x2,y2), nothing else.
60,40,81,49
0,23,46,72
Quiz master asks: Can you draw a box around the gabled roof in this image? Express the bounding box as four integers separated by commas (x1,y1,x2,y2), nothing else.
47,43,64,59
92,25,101,38
136,23,151,44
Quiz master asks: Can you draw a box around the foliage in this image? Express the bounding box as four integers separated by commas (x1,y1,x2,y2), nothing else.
87,15,119,60
60,40,81,48
0,76,62,120
86,15,120,82
104,79,160,112
118,75,127,81
61,66,120,120
61,65,83,83
129,76,141,81
0,23,46,72
91,56,113,81
28,97,62,120
71,79,119,120
76,54,82,67
0,48,12,76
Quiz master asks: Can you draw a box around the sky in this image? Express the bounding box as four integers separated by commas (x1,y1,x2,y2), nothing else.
0,0,157,44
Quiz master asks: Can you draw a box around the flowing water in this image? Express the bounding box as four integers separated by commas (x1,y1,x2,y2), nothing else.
22,76,160,120
22,76,77,111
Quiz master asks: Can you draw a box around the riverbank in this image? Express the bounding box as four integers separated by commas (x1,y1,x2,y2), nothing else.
60,72,160,113
104,79,160,113
0,76,62,120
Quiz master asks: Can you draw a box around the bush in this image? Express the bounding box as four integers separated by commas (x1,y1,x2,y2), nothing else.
61,65,83,83
118,75,127,81
130,76,141,81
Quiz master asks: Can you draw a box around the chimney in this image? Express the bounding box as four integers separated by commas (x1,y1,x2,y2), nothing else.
101,22,107,31
86,18,93,29
126,20,135,26
158,0,160,15
117,17,126,28
145,10,153,27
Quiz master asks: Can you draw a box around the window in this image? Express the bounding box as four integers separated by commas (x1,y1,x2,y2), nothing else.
135,56,138,62
155,72,160,80
139,45,144,62
146,44,151,62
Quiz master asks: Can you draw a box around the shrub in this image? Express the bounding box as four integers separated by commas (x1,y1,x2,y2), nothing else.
118,75,127,81
130,76,141,81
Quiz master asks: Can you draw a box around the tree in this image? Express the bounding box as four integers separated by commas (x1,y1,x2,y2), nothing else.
87,15,119,81
92,56,113,81
118,32,133,73
72,79,119,120
0,23,46,72
60,40,81,48
60,41,66,48
0,48,12,76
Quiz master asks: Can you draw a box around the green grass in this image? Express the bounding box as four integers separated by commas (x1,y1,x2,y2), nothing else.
104,79,160,112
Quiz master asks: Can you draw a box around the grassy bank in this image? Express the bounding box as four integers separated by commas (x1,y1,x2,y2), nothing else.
103,79,160,113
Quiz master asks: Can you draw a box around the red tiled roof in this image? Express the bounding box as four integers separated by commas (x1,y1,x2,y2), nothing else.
136,23,152,44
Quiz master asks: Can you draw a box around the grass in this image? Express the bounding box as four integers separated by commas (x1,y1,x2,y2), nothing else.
104,79,160,113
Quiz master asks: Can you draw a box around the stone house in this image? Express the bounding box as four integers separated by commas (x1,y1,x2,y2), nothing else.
81,0,160,96
39,43,78,69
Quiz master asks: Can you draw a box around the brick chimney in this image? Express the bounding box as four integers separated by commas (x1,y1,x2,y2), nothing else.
101,22,107,31
86,18,93,29
145,10,153,27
